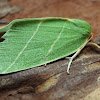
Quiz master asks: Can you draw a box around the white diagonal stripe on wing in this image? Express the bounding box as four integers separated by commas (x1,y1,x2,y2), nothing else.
3,21,42,73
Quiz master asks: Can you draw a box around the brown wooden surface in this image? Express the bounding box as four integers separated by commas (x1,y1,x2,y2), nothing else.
0,0,100,100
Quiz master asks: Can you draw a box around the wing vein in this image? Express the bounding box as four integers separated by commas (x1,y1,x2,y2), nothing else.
3,21,42,73
44,21,67,58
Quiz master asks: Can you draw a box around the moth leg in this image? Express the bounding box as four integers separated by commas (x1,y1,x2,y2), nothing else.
44,63,47,67
87,42,100,48
67,48,82,74
65,57,71,59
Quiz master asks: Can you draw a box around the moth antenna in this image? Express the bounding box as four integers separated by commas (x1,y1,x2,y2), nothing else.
88,42,100,48
88,32,93,41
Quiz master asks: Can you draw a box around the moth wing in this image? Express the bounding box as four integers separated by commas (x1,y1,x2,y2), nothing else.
0,18,89,74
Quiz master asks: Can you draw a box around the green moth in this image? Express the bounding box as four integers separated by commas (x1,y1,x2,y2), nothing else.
0,17,99,74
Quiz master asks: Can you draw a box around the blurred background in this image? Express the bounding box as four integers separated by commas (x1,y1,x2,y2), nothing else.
0,0,100,39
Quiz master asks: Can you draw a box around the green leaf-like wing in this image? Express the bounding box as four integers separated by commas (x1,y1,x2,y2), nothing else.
0,17,91,74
